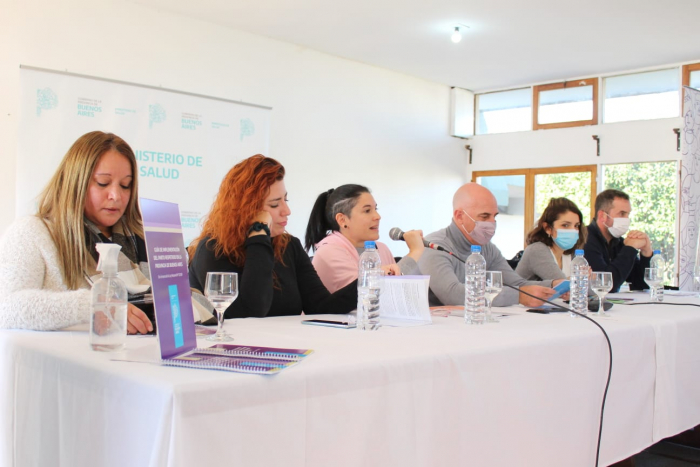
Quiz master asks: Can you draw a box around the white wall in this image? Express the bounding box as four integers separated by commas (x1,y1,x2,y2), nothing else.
467,117,682,177
0,0,467,255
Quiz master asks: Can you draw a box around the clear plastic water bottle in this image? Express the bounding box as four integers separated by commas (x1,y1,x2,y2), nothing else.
650,250,665,302
464,245,486,325
90,243,128,351
570,250,589,318
357,241,382,331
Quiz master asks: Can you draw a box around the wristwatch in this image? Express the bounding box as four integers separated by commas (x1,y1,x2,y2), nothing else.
248,221,270,237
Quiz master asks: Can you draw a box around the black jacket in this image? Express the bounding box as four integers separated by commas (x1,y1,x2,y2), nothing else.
583,221,651,293
189,234,357,318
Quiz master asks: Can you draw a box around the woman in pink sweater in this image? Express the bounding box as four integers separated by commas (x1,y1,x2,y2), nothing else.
304,184,425,293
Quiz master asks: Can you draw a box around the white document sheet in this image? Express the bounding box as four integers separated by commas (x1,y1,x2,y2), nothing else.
380,275,432,326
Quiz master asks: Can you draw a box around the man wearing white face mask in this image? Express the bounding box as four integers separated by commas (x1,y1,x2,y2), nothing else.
584,189,652,293
419,183,560,307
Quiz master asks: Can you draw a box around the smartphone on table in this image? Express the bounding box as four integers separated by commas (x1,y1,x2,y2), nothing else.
301,319,356,329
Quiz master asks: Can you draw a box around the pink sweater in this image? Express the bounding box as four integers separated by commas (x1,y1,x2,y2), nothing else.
312,232,396,293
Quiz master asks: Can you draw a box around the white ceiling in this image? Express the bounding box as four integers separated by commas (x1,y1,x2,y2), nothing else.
131,0,700,92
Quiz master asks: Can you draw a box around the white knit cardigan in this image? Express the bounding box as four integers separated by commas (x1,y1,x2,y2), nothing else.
0,217,91,330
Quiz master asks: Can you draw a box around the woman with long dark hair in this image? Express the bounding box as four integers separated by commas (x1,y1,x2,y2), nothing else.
188,155,356,318
516,197,587,281
304,184,424,293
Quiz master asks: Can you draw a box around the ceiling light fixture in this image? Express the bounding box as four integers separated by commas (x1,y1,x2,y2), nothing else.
451,27,462,43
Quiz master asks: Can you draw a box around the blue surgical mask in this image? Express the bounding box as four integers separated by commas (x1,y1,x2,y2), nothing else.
553,229,579,251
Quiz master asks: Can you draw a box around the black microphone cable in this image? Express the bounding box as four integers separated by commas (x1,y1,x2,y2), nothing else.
437,247,612,467
503,283,612,467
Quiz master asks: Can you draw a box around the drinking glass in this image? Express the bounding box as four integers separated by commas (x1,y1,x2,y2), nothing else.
694,264,700,298
485,271,503,323
590,272,613,317
644,268,661,302
204,272,237,342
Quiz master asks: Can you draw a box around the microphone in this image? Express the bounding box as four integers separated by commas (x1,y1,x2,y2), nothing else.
389,227,455,255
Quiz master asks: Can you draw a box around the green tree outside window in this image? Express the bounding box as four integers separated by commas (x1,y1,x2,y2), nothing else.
604,162,678,284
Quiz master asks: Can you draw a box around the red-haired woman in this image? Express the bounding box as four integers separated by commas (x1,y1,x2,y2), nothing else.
188,155,357,318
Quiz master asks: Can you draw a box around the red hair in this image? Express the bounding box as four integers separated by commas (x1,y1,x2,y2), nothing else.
190,155,290,266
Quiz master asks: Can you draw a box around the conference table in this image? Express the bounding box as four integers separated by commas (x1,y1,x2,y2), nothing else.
1,293,699,467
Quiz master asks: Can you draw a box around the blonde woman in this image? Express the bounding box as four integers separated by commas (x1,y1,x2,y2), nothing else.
0,131,153,333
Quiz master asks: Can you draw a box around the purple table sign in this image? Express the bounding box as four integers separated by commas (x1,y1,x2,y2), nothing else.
139,198,197,359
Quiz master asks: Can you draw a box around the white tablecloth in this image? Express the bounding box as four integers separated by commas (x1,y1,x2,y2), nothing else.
1,296,698,467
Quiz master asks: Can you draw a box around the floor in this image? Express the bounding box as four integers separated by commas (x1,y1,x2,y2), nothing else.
633,440,700,466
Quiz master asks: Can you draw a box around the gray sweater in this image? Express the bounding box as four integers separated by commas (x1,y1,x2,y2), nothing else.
418,221,553,307
515,242,568,281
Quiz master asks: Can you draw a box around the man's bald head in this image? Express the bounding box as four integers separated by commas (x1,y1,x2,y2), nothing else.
452,183,499,244
453,183,497,212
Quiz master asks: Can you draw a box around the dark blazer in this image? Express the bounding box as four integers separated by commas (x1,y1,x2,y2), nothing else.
583,221,651,293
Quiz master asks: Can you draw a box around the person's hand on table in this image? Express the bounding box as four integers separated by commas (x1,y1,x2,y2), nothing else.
127,303,153,335
550,278,570,301
381,264,401,276
518,285,556,307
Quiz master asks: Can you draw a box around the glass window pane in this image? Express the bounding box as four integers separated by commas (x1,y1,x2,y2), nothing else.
604,68,680,123
476,88,532,135
538,85,593,124
690,70,700,90
603,161,678,285
477,175,525,259
534,172,592,226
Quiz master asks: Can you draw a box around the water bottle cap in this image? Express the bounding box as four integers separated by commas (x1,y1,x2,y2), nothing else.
470,245,481,253
575,249,584,256
653,250,661,255
364,241,376,249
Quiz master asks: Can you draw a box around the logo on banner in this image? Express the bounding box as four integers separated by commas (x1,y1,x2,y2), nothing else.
149,103,167,129
181,112,202,131
180,210,201,230
240,118,255,141
36,88,58,116
77,97,102,118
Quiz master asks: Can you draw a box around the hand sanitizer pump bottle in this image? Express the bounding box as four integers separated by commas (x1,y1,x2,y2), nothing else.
90,244,128,351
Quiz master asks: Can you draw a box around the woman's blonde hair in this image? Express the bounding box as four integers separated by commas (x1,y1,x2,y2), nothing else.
36,131,143,289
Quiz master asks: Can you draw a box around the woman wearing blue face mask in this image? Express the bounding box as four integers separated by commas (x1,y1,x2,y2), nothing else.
515,197,587,281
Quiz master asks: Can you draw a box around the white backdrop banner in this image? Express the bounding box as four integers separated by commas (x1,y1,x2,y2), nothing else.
18,66,271,244
680,85,700,290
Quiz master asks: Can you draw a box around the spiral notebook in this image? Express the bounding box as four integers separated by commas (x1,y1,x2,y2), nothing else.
140,198,314,375
162,344,315,374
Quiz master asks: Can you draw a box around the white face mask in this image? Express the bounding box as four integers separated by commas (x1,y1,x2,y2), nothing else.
604,212,630,238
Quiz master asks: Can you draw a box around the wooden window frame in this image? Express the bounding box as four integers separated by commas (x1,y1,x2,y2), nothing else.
471,165,597,248
532,78,599,130
682,63,700,87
